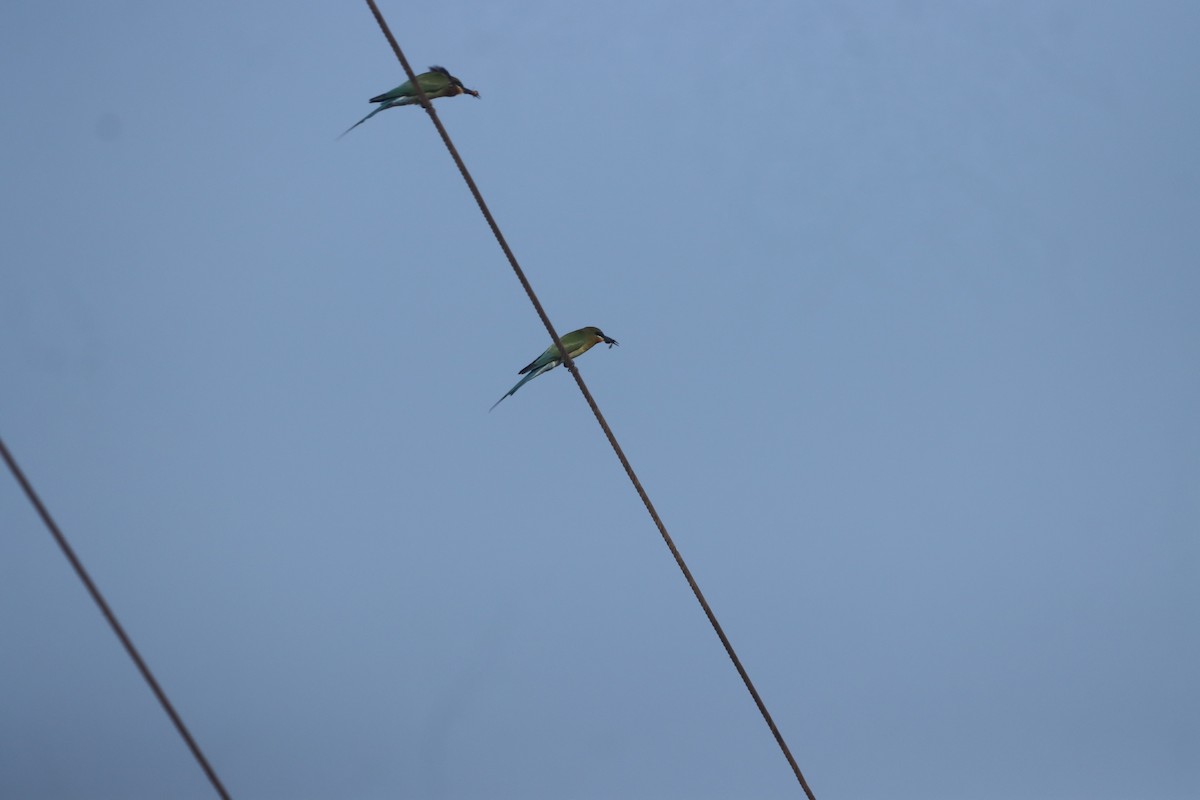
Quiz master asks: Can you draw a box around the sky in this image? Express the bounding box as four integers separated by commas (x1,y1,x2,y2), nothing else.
1,1,1197,798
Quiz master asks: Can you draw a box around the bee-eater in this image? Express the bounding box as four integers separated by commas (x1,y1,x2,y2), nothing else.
339,66,479,138
491,327,619,411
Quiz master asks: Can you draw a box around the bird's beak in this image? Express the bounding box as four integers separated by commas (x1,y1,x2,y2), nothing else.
466,89,480,98
602,335,619,347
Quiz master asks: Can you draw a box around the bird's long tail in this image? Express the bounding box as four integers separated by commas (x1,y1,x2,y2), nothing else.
337,104,389,140
489,362,557,412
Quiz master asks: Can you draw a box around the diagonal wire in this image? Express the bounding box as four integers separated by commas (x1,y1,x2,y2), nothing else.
359,3,817,796
0,436,232,800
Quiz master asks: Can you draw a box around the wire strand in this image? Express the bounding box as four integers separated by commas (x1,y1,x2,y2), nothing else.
0,436,232,800
360,3,817,796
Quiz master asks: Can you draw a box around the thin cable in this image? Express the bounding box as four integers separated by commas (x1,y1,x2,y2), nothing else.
0,436,232,800
360,4,817,796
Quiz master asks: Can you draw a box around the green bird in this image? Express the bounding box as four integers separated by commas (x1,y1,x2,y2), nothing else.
339,66,479,138
491,327,619,411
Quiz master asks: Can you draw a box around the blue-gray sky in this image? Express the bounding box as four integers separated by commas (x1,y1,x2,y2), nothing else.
2,1,1197,798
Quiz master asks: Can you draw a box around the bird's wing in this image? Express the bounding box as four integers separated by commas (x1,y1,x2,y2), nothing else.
517,329,593,374
369,78,416,103
518,344,559,375
415,70,454,95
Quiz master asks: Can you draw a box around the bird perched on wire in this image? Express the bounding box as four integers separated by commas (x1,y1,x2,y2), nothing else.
491,327,619,411
339,66,479,138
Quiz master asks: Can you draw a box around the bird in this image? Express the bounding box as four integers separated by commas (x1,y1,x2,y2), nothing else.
491,327,619,411
339,66,479,138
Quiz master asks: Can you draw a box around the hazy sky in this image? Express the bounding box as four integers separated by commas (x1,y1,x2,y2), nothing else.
2,1,1197,798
